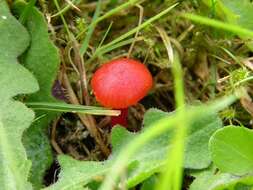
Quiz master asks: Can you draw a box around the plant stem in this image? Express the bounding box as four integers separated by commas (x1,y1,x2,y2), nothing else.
111,108,128,127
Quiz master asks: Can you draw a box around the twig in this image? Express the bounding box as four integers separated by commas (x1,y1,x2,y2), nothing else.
66,45,80,75
62,72,110,156
98,116,111,128
51,117,64,154
71,35,91,105
71,37,101,143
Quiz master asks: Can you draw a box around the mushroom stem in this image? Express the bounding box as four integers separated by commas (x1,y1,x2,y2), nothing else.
111,108,128,127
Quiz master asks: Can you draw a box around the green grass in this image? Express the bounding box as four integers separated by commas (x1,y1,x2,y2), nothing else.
53,0,71,37
79,0,102,56
8,0,253,189
76,0,143,39
92,3,179,60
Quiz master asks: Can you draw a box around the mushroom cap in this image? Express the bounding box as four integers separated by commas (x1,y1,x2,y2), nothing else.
91,58,153,109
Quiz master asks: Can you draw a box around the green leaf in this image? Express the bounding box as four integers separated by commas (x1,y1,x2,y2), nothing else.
45,108,222,190
143,108,222,169
201,0,253,30
140,175,158,190
0,1,38,189
201,0,253,50
190,170,253,190
190,170,230,190
47,155,110,190
209,126,253,175
13,1,61,188
126,108,222,186
220,0,253,30
220,0,253,49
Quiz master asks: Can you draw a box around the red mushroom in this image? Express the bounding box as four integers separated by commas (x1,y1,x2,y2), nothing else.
91,58,153,127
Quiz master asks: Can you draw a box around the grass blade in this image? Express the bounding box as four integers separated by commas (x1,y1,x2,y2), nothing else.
157,54,186,190
76,0,143,39
26,102,120,116
79,0,102,56
93,2,179,59
98,3,179,52
51,0,80,17
53,0,71,37
182,13,253,38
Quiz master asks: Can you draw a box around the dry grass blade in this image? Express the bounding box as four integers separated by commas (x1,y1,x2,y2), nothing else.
65,0,80,12
156,26,174,65
240,91,253,118
62,72,110,156
127,4,143,58
71,36,90,105
194,50,209,81
51,117,64,154
243,57,253,71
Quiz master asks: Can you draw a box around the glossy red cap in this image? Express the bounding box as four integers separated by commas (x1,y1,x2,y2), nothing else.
91,58,153,109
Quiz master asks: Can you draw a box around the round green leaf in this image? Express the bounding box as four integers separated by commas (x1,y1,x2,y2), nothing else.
209,126,253,175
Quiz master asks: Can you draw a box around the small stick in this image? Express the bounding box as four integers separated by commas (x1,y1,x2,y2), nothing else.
71,37,100,141
71,36,91,106
62,72,110,156
98,116,111,128
51,117,64,154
